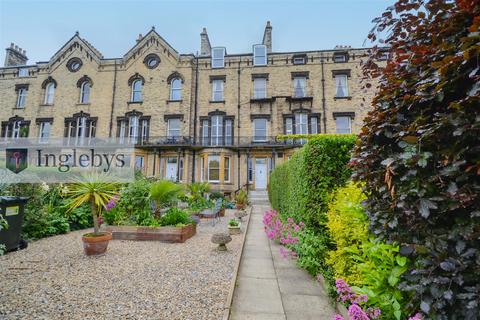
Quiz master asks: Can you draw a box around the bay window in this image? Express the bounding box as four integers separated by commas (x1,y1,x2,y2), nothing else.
224,157,230,182
208,156,220,182
38,121,51,143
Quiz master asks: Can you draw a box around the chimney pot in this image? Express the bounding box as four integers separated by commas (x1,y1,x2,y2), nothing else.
14,45,18,51
10,43,14,48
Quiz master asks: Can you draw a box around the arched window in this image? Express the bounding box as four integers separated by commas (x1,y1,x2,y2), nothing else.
131,79,142,102
44,83,55,105
80,81,91,103
170,78,182,101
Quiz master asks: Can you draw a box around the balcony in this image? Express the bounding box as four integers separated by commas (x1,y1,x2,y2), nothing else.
135,136,309,149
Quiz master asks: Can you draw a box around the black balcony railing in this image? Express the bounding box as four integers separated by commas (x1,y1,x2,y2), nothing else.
136,136,308,148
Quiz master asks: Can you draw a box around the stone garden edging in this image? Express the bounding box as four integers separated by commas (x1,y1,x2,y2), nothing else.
222,206,253,320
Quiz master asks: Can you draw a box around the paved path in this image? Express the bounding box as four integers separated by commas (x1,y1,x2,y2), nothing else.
229,200,336,320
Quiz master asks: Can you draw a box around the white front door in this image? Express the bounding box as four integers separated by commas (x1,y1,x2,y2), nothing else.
255,158,268,189
166,157,177,181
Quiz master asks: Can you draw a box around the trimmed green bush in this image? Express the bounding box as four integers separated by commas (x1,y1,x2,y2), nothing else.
268,134,356,297
269,134,356,229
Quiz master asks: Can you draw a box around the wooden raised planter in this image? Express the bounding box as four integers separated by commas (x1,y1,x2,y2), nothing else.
103,224,196,243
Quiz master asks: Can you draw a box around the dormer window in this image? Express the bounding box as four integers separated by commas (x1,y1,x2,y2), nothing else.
333,52,348,63
292,54,307,65
253,44,267,66
18,68,28,77
212,47,225,68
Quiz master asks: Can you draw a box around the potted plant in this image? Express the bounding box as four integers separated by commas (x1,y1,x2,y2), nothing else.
228,219,241,235
66,174,119,256
235,189,248,210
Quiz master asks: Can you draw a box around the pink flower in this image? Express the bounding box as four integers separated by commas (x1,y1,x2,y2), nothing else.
408,313,423,320
333,315,344,320
348,304,370,320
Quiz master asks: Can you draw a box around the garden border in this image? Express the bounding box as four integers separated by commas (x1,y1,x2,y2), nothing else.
102,224,196,243
222,206,253,320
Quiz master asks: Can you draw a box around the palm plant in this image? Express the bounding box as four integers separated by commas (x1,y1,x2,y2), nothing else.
149,180,184,212
187,182,210,201
66,174,120,235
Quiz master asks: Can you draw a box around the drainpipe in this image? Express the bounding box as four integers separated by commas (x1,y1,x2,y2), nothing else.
108,60,118,138
237,59,241,145
192,53,199,182
320,53,327,133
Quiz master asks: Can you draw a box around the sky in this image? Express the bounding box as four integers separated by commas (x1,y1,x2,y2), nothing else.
0,0,391,64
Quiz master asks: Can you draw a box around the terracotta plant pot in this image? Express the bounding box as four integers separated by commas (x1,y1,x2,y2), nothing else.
81,232,112,256
236,203,245,210
219,208,225,217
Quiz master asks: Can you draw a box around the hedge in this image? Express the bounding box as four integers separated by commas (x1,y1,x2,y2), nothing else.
269,134,356,230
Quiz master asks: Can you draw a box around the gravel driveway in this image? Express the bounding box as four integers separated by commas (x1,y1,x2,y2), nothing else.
0,210,245,320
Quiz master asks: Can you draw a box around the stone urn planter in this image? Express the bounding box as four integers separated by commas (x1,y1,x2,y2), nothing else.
82,232,112,256
211,233,232,251
234,210,248,222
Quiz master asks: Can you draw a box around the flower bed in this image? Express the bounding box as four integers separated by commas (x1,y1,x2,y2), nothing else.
102,223,196,243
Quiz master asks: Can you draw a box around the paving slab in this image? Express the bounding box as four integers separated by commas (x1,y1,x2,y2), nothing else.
228,199,336,320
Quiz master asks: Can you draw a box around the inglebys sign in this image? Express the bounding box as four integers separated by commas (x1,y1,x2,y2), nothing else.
0,138,135,183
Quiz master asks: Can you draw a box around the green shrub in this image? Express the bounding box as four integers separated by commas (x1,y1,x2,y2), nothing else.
326,182,369,286
352,1,480,317
269,134,356,230
104,178,152,226
292,228,336,297
160,208,192,226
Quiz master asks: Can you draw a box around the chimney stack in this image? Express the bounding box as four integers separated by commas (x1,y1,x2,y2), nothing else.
4,42,28,67
262,21,272,53
200,28,211,56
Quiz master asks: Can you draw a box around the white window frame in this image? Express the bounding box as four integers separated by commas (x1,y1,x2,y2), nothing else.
224,157,230,183
12,121,21,139
16,88,27,108
200,157,205,182
202,120,209,145
211,47,225,68
336,116,352,134
129,115,139,143
253,44,267,66
38,122,51,143
141,119,149,143
335,74,349,97
212,79,224,101
253,118,268,142
167,118,181,138
135,155,144,170
131,79,142,102
247,157,253,183
170,78,182,101
80,81,90,104
253,78,267,99
44,83,55,105
285,118,293,135
211,115,223,146
295,113,308,135
119,120,126,144
225,119,233,145
207,155,220,182
293,77,306,98
310,116,319,134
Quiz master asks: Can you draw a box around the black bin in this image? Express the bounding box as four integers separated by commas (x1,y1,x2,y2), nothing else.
0,196,29,252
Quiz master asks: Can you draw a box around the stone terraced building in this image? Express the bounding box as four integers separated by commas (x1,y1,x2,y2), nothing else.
0,22,384,194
